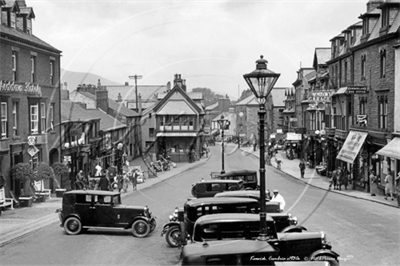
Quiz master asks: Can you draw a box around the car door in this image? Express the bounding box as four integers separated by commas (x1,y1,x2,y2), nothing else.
74,194,97,226
94,195,116,226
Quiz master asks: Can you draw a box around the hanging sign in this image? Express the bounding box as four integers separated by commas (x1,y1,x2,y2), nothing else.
347,86,368,94
27,146,39,157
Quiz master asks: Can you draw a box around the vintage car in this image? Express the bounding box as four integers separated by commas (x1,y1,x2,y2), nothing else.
214,190,304,233
191,180,244,198
178,240,332,266
190,213,339,265
161,197,260,247
56,190,156,237
210,169,259,190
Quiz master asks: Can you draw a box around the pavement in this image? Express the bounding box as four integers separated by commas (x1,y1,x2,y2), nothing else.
1,144,398,247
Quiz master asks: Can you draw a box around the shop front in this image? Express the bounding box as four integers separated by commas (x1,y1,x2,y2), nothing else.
336,130,368,191
156,132,201,163
375,137,400,194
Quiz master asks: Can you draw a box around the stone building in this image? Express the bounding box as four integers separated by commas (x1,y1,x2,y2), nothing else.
328,0,400,193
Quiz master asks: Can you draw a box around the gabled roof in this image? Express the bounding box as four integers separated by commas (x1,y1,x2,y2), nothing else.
313,48,331,67
19,6,35,19
270,87,289,107
4,0,19,11
61,100,100,123
153,85,204,115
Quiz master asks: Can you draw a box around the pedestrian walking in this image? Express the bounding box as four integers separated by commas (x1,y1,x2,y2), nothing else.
131,170,138,191
299,160,306,178
384,169,394,200
330,168,337,190
395,172,400,207
341,166,349,190
369,170,378,196
98,175,109,191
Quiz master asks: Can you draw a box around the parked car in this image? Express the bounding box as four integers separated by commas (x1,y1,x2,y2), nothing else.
191,179,244,198
190,213,339,265
214,190,304,233
178,239,332,266
161,197,260,247
211,169,258,190
56,190,156,237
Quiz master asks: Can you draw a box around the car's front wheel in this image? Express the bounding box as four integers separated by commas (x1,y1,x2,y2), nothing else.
64,217,82,235
149,218,157,232
165,226,181,247
131,220,150,237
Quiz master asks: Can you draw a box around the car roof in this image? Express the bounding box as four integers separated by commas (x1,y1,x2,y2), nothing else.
195,213,274,224
65,190,120,196
218,169,257,177
197,179,243,184
181,239,277,257
185,197,258,207
214,190,261,198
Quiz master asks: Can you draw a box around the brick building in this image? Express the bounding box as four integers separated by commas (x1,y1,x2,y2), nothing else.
0,0,62,197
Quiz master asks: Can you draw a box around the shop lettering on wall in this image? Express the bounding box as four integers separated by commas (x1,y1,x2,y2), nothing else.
0,80,42,95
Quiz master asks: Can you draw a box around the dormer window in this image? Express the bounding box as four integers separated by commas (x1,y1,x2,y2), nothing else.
10,10,16,28
362,18,369,35
382,7,389,27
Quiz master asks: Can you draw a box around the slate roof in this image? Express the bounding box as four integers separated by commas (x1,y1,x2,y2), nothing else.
270,87,289,107
77,91,139,117
61,100,100,122
205,102,218,111
84,109,126,132
105,85,168,103
314,48,331,66
235,94,258,106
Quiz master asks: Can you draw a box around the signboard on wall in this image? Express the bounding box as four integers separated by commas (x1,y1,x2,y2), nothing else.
336,131,368,164
287,133,302,141
347,86,368,94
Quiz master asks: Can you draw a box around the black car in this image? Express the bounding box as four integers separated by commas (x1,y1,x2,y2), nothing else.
211,169,259,190
178,239,332,266
191,180,244,198
56,190,156,237
161,197,259,247
191,213,339,265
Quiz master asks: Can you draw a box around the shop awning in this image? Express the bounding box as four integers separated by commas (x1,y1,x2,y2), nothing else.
156,132,197,137
376,137,400,160
336,130,368,164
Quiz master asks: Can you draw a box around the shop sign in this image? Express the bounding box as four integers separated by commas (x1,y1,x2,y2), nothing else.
0,80,42,95
204,126,211,134
287,132,302,141
356,115,368,125
309,91,332,103
289,118,297,122
347,86,368,94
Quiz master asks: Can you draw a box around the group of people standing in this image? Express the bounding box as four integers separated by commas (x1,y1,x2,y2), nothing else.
329,166,350,190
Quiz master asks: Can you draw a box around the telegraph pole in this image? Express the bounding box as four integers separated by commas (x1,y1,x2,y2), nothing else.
129,75,142,114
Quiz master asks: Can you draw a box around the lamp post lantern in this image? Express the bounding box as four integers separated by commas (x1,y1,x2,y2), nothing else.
243,55,280,241
217,115,230,174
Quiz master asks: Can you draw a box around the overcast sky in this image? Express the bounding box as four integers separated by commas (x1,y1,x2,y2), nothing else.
31,0,368,99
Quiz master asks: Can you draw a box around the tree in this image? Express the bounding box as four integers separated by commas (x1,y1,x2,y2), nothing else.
35,163,55,181
238,89,253,102
51,162,69,189
11,163,34,183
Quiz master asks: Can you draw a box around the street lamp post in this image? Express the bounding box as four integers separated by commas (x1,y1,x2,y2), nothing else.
217,115,230,174
243,55,280,241
238,112,244,148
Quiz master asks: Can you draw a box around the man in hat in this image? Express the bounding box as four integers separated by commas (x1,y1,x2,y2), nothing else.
270,189,286,211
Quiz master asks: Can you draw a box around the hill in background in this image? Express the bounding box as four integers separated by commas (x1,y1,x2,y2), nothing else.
61,69,121,91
